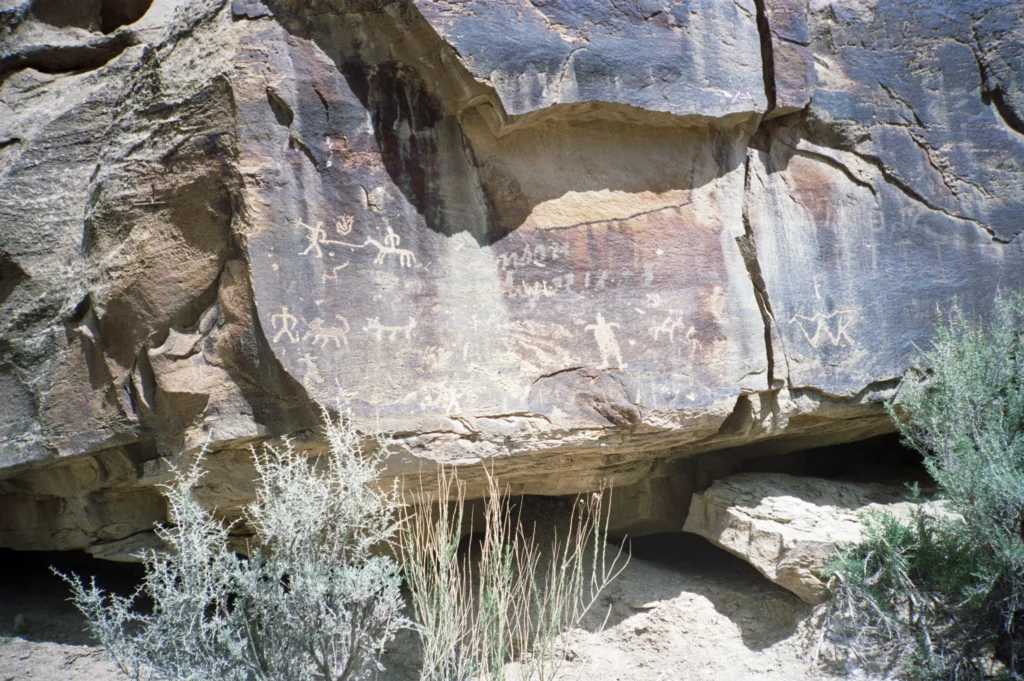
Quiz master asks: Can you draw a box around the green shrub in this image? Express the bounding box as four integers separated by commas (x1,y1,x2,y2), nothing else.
821,292,1024,679
60,402,407,681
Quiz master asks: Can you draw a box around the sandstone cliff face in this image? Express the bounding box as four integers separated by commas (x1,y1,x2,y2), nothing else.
0,0,1022,555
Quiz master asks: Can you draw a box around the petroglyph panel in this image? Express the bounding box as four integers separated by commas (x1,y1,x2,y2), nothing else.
748,142,1024,395
236,25,766,431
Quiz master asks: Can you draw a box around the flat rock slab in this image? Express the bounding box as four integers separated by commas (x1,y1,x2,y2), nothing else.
683,472,942,604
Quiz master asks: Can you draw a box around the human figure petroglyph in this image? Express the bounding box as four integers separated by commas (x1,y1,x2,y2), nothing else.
789,310,857,348
297,215,358,257
364,316,417,342
585,313,627,370
789,282,857,348
649,312,689,343
298,353,325,387
303,315,350,349
298,219,329,257
271,306,299,343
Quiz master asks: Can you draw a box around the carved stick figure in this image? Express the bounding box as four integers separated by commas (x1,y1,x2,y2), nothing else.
585,313,627,370
271,306,299,343
298,220,328,257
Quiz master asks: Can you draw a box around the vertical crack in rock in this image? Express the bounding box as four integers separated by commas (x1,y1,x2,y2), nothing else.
737,152,785,393
752,0,777,114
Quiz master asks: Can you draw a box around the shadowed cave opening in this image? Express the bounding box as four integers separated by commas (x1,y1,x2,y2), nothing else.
0,434,931,653
0,548,146,645
729,432,930,487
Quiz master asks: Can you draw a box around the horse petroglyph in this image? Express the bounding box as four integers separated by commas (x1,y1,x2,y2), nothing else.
303,315,350,349
364,316,417,342
271,306,299,343
586,313,627,370
331,222,417,268
649,312,689,343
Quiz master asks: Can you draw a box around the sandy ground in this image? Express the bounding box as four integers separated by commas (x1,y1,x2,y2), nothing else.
0,536,838,681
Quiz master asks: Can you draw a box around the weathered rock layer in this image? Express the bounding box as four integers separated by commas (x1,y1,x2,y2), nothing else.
1,0,1022,554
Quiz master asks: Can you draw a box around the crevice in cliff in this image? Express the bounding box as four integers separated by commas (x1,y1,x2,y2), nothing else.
266,87,294,127
969,32,1024,140
846,147,1007,242
265,0,764,248
737,154,784,391
782,143,876,196
0,249,27,308
983,85,1024,139
788,377,901,405
751,0,777,115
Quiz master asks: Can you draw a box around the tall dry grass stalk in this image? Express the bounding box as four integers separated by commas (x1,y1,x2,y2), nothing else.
400,468,628,681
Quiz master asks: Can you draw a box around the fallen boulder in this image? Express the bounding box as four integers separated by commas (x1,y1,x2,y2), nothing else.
683,472,942,604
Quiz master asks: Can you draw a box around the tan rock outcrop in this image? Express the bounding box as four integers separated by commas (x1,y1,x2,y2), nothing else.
0,0,1021,555
683,472,945,604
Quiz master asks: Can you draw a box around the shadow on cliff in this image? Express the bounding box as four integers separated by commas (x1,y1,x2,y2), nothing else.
261,0,749,246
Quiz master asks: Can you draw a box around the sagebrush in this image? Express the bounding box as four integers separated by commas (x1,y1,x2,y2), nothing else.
61,402,406,681
820,292,1024,680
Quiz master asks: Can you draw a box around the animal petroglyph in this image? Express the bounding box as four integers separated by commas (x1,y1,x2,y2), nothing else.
521,280,554,307
303,316,350,349
789,310,857,348
585,313,627,370
649,312,689,343
322,262,350,283
333,223,417,268
271,306,299,343
497,241,568,271
364,316,417,342
418,383,462,414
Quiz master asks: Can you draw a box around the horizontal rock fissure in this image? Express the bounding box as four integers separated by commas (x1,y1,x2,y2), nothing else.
0,32,140,84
